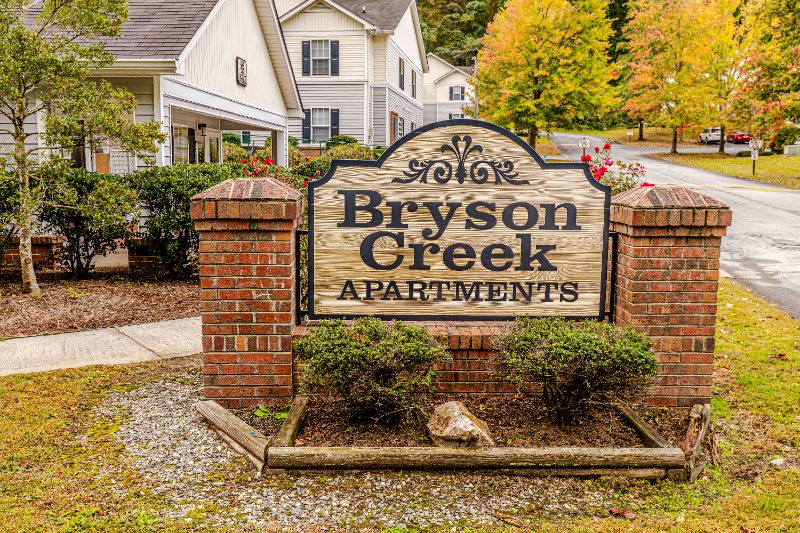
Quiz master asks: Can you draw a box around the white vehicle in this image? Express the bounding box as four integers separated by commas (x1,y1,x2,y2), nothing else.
699,127,722,144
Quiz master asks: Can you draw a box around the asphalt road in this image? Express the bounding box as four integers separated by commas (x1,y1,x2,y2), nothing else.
548,132,800,320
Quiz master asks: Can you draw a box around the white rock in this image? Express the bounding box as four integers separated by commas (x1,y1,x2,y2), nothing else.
426,401,494,448
769,457,786,468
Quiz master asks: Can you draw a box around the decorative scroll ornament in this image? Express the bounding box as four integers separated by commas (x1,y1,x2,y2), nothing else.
394,135,528,185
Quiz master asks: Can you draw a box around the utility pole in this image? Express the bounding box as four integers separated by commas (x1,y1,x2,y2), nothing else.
472,56,478,119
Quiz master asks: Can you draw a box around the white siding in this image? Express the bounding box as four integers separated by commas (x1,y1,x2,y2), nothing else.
275,0,306,16
181,0,287,116
426,54,454,79
391,7,423,69
423,83,437,102
437,74,472,102
0,106,39,155
436,101,468,121
423,103,437,125
372,86,387,145
387,86,422,142
284,34,366,80
289,83,366,143
163,103,172,166
282,8,363,31
372,35,386,83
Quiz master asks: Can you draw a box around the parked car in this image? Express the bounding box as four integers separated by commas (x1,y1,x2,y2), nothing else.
726,130,753,144
699,127,722,143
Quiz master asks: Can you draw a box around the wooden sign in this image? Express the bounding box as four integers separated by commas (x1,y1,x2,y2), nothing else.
308,120,611,320
236,57,247,87
578,138,591,148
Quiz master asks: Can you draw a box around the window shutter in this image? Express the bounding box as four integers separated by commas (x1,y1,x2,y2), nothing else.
449,113,453,120
412,71,416,98
302,109,311,141
449,87,454,101
461,87,466,100
331,109,339,136
331,41,339,76
399,58,404,90
188,128,196,164
302,41,310,76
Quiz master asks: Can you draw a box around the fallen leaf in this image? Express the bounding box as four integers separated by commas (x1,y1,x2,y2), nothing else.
492,511,533,528
720,367,732,373
622,509,636,519
740,527,755,533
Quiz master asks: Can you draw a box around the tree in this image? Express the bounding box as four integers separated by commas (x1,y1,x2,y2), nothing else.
736,0,800,147
475,0,616,149
420,0,504,65
0,0,164,293
622,0,716,154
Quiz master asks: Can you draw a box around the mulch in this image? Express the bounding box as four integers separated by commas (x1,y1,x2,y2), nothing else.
0,268,200,339
243,396,655,448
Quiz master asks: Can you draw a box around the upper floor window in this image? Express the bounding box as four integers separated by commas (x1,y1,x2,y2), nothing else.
399,58,405,90
312,40,329,76
312,108,330,141
450,86,465,101
412,70,416,98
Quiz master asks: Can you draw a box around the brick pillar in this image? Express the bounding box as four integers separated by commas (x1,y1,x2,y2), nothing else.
610,187,731,407
191,178,304,408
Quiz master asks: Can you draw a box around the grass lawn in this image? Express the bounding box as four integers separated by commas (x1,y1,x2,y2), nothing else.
556,127,704,149
1,279,798,532
535,136,561,156
650,152,800,189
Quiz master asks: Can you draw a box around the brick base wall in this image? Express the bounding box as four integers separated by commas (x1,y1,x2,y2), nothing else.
1,235,65,267
128,238,158,272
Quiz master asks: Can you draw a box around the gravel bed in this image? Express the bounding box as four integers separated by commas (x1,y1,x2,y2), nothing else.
83,374,626,530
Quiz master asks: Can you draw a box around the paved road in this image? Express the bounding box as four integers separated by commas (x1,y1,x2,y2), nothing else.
548,132,800,320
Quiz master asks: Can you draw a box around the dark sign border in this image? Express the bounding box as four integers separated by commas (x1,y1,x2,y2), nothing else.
307,119,611,321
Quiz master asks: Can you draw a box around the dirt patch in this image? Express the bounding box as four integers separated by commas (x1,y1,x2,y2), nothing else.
0,268,200,339
286,396,650,448
232,407,286,441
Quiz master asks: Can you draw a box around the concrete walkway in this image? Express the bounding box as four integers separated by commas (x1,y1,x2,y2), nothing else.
0,316,202,376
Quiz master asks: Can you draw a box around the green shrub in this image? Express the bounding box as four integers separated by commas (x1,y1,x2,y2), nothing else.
39,169,138,278
770,126,799,152
223,141,249,163
291,156,332,181
127,163,245,277
222,133,241,146
293,318,451,421
327,143,375,160
0,176,17,260
372,148,386,159
493,317,657,424
325,135,358,150
288,136,299,148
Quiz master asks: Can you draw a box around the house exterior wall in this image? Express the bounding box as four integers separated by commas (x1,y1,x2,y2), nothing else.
283,34,366,80
391,7,423,69
282,8,363,31
387,86,422,138
372,35,386,83
180,0,288,117
288,83,367,143
372,86,387,146
274,0,305,16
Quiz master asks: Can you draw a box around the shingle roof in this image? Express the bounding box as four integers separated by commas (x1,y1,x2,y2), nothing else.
328,0,413,30
99,0,219,59
456,65,474,76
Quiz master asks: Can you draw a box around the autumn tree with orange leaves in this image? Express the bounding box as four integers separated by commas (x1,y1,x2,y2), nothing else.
474,0,616,150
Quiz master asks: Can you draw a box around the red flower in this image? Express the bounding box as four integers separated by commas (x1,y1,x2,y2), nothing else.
594,147,600,153
239,159,246,163
603,143,611,150
580,155,592,162
641,182,655,187
305,157,310,162
303,179,309,187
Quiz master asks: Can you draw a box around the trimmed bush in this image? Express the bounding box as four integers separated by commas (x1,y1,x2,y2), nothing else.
39,169,138,278
325,135,358,150
327,144,375,160
223,141,249,163
222,132,242,146
493,317,657,424
770,126,799,152
126,163,245,277
0,176,17,259
293,318,451,421
291,156,332,181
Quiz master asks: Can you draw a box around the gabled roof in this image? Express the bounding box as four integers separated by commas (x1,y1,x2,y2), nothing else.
332,0,412,29
427,53,475,81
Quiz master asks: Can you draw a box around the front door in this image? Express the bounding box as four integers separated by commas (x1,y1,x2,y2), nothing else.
390,112,398,144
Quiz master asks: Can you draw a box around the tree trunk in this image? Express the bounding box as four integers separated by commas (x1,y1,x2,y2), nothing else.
718,125,726,154
638,120,644,141
19,221,39,294
527,128,537,150
671,128,678,154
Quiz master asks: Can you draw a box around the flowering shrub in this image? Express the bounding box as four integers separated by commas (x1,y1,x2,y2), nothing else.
223,141,249,163
580,140,645,195
327,143,376,160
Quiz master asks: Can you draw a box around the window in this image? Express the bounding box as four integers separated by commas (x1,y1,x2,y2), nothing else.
399,58,405,90
411,122,415,131
311,108,330,141
173,125,189,164
451,86,465,101
399,117,404,136
412,70,416,98
312,40,329,76
209,136,219,164
449,113,465,119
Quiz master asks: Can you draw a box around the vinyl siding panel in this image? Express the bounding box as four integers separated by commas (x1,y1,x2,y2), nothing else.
426,54,454,79
387,40,422,104
275,0,307,16
181,0,287,116
0,105,39,153
387,86,422,141
423,103,438,125
423,83,437,103
282,9,363,31
437,81,472,101
391,7,422,69
289,83,366,142
372,35,386,83
285,35,365,79
372,86,387,145
436,101,467,121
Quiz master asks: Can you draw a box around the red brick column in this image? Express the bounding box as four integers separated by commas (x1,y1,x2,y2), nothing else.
191,178,304,408
610,187,731,407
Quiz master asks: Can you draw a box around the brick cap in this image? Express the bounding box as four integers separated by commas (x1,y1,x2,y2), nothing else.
612,187,728,209
192,178,303,202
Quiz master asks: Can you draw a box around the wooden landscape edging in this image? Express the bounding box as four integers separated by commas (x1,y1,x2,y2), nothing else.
195,400,270,473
